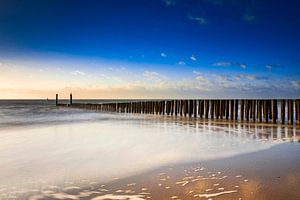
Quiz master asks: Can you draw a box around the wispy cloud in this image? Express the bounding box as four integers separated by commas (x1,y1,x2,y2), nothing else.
190,54,197,61
178,61,186,65
213,62,232,67
163,0,176,7
192,70,201,75
265,64,283,71
71,70,86,76
243,13,257,24
195,76,208,82
292,80,300,90
213,61,247,69
161,52,167,57
187,14,207,25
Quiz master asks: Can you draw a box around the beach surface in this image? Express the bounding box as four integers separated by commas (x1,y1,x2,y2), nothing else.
0,101,299,199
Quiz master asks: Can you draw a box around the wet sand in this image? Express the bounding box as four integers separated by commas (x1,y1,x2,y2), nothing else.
0,112,299,200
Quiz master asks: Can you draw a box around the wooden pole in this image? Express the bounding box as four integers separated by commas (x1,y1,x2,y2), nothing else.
189,100,193,117
263,100,268,123
56,94,58,106
268,100,272,120
245,100,249,121
280,99,285,124
296,99,300,125
234,100,238,121
205,100,209,119
193,100,197,118
296,100,300,125
225,100,229,120
240,100,244,121
210,100,214,119
251,100,256,122
288,100,293,125
69,93,72,105
272,100,278,124
230,100,234,120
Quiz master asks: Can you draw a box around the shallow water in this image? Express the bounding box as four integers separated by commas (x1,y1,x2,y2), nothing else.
0,101,299,199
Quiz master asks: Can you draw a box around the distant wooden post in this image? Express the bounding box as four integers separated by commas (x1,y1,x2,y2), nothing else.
288,100,293,125
257,100,262,123
225,100,229,120
70,93,73,105
240,100,244,121
280,99,285,124
230,100,234,120
210,100,214,119
245,100,249,121
263,100,268,123
234,100,238,121
296,100,300,125
56,94,58,106
272,100,277,124
205,100,209,119
251,100,256,122
193,100,197,118
216,100,221,119
268,100,272,120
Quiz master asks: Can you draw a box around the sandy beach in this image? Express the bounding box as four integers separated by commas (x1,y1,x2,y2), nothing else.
0,102,299,199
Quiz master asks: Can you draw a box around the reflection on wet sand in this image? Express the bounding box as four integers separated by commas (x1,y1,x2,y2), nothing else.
0,114,299,199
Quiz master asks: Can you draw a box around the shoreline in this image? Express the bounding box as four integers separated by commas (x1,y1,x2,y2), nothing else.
12,143,299,200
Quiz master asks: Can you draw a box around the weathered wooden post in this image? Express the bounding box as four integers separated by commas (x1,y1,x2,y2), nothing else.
230,100,234,120
205,100,209,119
257,100,262,123
263,100,268,123
198,100,203,118
272,100,277,124
215,100,219,119
251,100,256,122
240,100,244,121
56,94,58,106
234,99,238,121
245,100,249,121
210,100,214,119
280,99,285,124
193,100,197,118
174,100,177,116
225,100,229,120
296,100,300,125
268,100,272,120
288,100,293,125
69,93,72,105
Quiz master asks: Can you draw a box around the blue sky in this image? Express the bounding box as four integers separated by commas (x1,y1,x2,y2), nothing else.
0,0,299,99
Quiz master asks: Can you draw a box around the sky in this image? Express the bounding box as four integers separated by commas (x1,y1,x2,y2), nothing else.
0,0,300,99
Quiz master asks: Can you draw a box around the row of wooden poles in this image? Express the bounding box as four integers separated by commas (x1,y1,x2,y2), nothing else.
56,94,300,125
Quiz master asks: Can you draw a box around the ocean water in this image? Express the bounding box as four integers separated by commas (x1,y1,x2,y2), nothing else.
0,100,299,199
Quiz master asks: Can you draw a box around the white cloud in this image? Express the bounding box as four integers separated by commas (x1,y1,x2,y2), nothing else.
187,14,207,25
213,62,231,67
163,0,176,6
71,70,86,76
178,61,186,65
195,76,207,82
192,70,201,75
292,80,300,90
143,71,162,81
0,62,2,67
190,54,197,61
161,52,167,57
265,65,272,71
213,62,247,69
246,75,256,80
239,64,247,69
265,64,283,71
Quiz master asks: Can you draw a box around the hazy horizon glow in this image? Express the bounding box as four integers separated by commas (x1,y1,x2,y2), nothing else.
0,0,300,99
